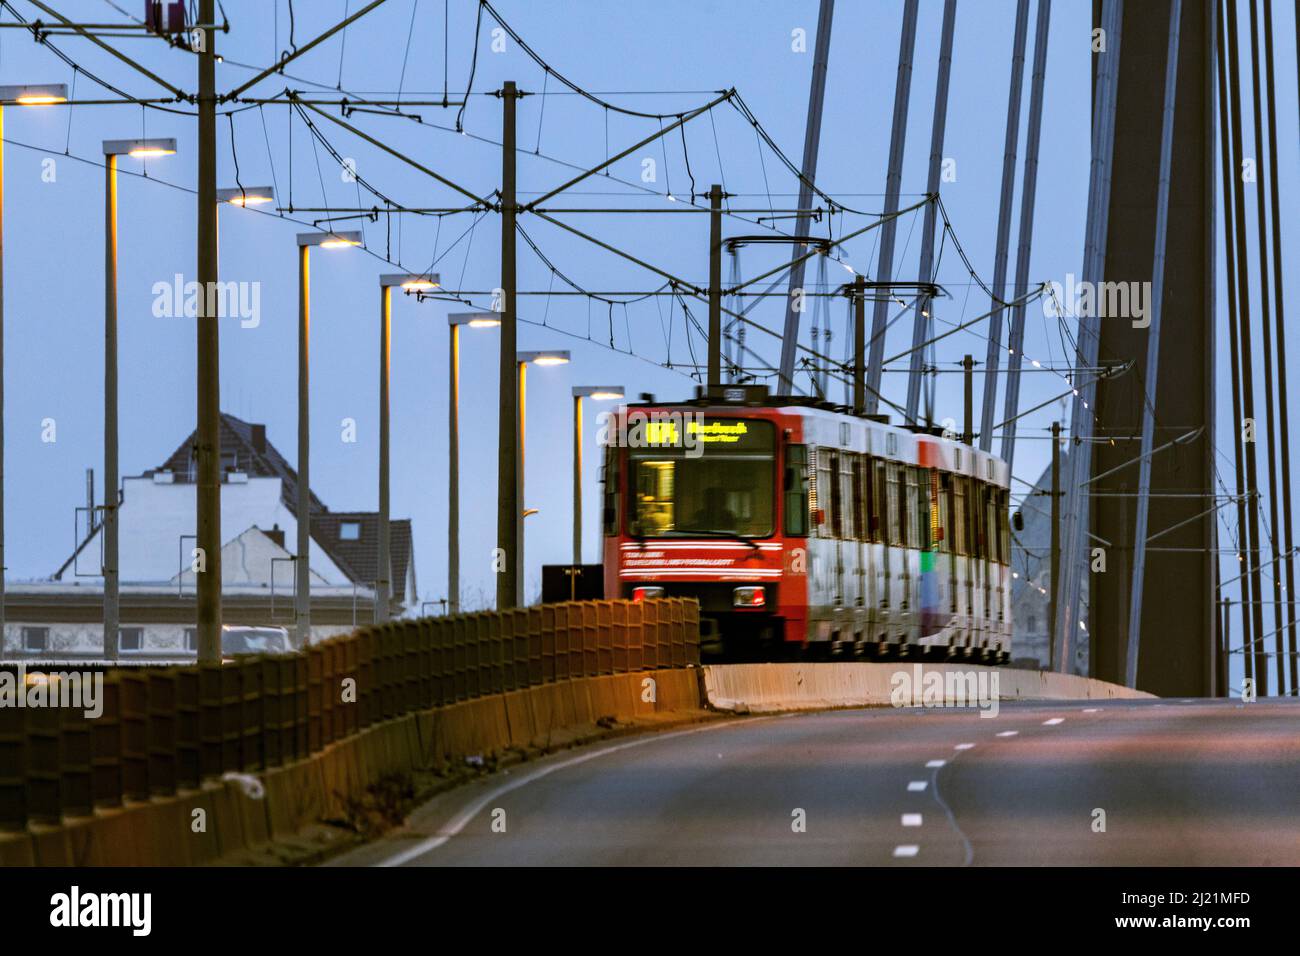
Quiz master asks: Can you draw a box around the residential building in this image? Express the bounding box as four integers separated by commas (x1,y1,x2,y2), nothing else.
1010,446,1089,673
1,413,414,659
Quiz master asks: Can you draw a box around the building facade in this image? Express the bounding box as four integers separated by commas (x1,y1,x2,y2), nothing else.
1010,446,1089,673
2,413,414,660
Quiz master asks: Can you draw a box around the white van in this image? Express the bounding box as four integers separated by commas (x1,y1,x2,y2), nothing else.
220,625,293,657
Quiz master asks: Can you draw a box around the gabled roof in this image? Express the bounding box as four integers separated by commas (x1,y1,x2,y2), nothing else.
54,414,416,608
151,412,327,518
314,513,414,602
1010,449,1088,611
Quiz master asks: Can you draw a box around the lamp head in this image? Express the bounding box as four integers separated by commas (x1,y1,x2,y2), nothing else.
0,83,68,106
518,350,571,367
217,185,275,207
297,231,363,249
103,137,177,158
381,273,441,292
573,386,624,400
448,311,502,328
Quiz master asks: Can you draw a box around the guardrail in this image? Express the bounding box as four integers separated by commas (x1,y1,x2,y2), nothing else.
0,598,700,833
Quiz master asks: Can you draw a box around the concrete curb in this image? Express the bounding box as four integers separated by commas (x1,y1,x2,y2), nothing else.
701,662,1153,713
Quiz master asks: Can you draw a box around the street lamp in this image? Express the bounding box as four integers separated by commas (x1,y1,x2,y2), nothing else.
445,312,501,615
0,83,66,661
216,185,275,207
376,273,441,623
103,138,178,159
215,186,275,270
102,137,176,660
515,350,570,597
450,311,502,330
293,231,362,647
0,84,69,106
571,387,624,569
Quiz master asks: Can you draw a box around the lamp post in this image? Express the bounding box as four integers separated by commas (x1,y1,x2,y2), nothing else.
0,83,66,661
571,387,624,569
515,350,571,599
102,137,176,660
293,231,361,648
446,311,501,615
178,184,274,662
375,273,440,623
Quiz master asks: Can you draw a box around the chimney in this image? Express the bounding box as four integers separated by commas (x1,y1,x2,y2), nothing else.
265,524,285,549
250,423,267,455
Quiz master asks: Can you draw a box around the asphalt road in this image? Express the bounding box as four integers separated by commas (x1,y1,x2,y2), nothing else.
330,697,1300,866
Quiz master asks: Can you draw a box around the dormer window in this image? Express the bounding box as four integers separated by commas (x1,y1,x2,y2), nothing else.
340,521,361,541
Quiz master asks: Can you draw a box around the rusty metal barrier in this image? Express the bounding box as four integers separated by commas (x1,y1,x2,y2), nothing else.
0,697,26,828
93,674,122,810
59,704,93,819
176,668,200,790
120,671,149,803
147,669,178,798
0,597,699,833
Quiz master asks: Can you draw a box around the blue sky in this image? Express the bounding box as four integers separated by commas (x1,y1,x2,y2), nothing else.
0,1,1296,680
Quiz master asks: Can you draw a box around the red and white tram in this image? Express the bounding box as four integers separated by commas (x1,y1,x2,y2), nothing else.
601,385,1012,662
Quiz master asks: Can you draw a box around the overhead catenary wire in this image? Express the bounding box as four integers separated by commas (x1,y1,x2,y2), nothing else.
4,0,1076,471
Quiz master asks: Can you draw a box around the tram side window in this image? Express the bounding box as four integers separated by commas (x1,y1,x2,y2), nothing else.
827,452,844,539
840,454,857,542
935,468,946,554
602,445,620,536
879,459,890,544
784,444,810,537
867,458,884,544
952,475,967,556
912,466,930,550
973,481,987,561
886,462,903,547
998,487,1010,564
902,466,918,549
816,449,836,538
851,456,866,540
983,482,994,561
977,481,987,556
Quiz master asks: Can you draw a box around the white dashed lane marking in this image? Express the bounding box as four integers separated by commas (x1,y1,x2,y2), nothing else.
907,780,928,792
926,759,947,768
1042,718,1065,726
902,813,923,827
954,743,976,750
996,730,1018,737
893,845,920,858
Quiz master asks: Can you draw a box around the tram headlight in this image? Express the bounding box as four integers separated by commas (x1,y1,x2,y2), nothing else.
733,586,766,608
632,586,665,602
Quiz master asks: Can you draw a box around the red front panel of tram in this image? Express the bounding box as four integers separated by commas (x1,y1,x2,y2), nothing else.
603,406,808,644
